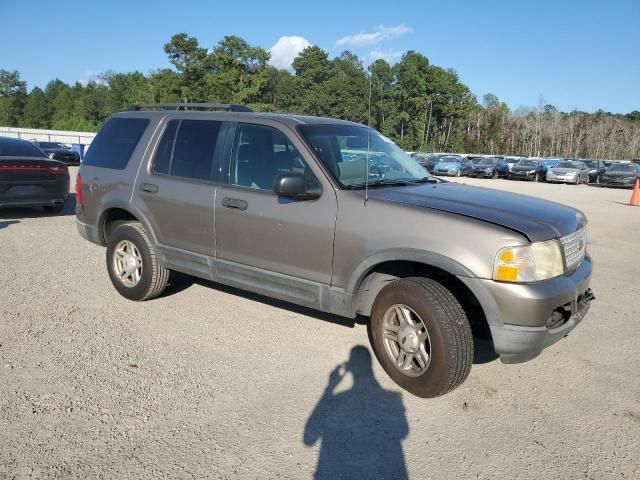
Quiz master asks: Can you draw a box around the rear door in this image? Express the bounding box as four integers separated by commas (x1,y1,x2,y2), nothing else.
133,117,225,260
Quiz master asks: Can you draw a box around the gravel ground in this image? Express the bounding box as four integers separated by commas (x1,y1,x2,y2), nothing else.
1,169,639,479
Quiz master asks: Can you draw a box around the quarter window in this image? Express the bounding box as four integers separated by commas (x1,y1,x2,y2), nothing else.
83,117,149,170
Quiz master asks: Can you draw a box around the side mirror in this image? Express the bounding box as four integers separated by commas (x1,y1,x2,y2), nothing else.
274,173,321,200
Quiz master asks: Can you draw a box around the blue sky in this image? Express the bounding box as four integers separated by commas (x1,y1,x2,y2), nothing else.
1,0,638,113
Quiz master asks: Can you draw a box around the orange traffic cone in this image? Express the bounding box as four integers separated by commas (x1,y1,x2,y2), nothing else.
630,178,640,206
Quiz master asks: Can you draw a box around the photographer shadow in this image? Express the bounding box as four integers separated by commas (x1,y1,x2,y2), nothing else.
304,346,409,480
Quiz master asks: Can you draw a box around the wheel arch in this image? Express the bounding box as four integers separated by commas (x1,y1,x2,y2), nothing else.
97,202,157,247
349,249,499,340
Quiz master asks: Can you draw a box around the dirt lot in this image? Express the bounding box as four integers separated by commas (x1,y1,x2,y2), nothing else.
1,169,639,479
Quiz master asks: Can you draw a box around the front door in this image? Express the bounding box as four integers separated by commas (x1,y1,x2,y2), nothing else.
214,122,336,285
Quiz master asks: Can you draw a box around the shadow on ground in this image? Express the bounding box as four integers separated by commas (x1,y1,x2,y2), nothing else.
0,193,76,220
304,346,409,480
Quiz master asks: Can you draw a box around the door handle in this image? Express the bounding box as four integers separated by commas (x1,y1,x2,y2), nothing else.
222,197,248,211
140,183,159,194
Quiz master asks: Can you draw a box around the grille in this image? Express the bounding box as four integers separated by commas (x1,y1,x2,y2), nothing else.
560,227,587,271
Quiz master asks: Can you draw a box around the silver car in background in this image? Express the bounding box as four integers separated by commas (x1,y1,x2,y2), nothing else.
545,160,590,185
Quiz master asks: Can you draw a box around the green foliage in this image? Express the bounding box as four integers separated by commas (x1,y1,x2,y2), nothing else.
2,35,638,159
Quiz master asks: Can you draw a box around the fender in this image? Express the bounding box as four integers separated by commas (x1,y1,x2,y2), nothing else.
346,248,504,326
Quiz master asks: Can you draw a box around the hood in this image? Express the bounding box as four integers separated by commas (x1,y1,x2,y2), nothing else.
474,164,496,170
436,162,460,169
365,183,585,242
548,167,579,174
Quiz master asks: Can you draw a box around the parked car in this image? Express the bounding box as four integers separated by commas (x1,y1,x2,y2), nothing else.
507,159,544,181
0,136,69,212
411,153,441,174
76,103,594,398
545,160,590,184
582,160,607,184
32,141,81,166
599,163,640,188
433,156,474,177
468,157,509,178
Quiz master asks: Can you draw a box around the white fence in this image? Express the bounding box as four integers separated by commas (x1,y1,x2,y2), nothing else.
0,126,96,146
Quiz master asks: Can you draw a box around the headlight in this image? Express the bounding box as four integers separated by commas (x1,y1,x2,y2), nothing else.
47,152,56,159
494,240,564,282
527,169,535,174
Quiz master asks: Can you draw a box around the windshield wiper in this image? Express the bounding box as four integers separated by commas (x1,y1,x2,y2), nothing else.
346,177,440,189
345,179,414,189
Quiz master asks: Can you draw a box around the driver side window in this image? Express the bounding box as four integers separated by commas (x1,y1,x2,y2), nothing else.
230,124,314,191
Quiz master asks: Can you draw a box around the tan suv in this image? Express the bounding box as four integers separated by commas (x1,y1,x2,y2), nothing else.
76,103,595,398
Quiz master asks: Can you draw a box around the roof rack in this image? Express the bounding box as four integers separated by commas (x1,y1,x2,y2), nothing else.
126,103,253,113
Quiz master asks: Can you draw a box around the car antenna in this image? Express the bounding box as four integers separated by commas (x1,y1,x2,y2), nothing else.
365,130,370,207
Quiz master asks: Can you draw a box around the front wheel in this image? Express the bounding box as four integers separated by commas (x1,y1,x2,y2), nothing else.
106,222,170,301
369,277,473,398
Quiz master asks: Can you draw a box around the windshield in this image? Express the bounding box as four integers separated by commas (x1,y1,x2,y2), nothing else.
556,161,580,169
0,139,47,158
584,160,598,168
517,160,538,167
608,164,636,173
299,125,429,188
439,157,462,163
542,160,559,167
478,158,498,166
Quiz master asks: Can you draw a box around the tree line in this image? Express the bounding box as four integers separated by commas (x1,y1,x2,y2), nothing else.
1,33,639,159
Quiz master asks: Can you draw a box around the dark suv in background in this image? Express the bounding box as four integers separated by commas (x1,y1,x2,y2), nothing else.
75,103,594,398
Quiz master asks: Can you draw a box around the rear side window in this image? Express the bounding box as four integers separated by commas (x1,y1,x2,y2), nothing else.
83,117,149,169
152,120,222,181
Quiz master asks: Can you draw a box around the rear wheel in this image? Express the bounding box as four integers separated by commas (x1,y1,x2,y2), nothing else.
534,172,540,182
369,277,473,398
106,222,169,301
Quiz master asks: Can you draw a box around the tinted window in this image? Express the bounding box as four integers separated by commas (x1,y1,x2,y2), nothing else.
231,124,312,190
170,120,221,180
0,138,47,158
83,118,149,169
152,120,179,174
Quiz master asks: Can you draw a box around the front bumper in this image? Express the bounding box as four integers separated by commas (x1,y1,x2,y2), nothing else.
546,176,577,183
509,171,535,180
462,256,594,363
600,178,636,188
434,170,459,176
468,170,494,178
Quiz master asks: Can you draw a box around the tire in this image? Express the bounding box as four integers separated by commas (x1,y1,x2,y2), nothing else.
369,277,473,398
456,170,461,177
492,170,498,179
534,173,539,182
43,204,64,213
506,174,512,180
106,222,169,301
